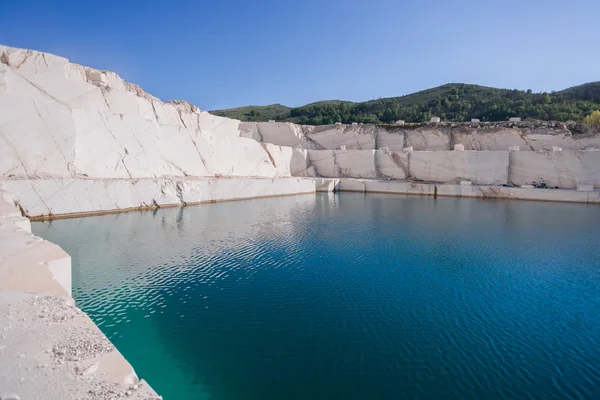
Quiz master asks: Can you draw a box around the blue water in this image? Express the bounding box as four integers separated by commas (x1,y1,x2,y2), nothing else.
33,194,600,400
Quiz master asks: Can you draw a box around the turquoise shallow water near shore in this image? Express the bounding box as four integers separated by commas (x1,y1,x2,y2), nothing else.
34,194,600,400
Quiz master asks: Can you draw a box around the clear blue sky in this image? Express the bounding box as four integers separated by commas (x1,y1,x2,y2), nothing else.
1,0,598,110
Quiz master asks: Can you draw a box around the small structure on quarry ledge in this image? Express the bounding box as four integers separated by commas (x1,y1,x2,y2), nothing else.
471,119,480,123
395,120,405,125
509,117,522,122
430,117,441,123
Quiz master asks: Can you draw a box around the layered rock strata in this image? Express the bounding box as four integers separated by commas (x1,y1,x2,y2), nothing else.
240,121,600,151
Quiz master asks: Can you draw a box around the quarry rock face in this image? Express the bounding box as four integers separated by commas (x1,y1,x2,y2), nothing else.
0,45,316,219
409,151,509,185
1,44,600,219
240,120,600,152
508,150,600,188
0,45,289,181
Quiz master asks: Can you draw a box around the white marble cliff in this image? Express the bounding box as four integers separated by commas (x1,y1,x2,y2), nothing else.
1,44,600,219
0,45,316,218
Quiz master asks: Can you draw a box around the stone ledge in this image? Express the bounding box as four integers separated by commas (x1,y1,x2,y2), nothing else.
336,179,600,204
0,195,160,399
1,177,317,220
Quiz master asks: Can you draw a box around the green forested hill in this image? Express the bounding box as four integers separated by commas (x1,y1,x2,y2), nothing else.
210,82,600,125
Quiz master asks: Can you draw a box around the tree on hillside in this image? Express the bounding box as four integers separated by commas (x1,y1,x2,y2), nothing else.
584,110,600,126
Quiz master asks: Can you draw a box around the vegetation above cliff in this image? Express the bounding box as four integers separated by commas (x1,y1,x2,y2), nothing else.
211,82,600,125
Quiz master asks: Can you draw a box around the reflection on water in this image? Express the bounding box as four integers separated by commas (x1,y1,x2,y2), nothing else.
34,194,600,400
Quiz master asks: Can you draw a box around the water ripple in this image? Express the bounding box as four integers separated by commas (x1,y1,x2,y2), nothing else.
34,194,600,400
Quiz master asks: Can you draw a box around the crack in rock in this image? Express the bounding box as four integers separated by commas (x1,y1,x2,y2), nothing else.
261,144,277,168
175,181,186,205
164,159,189,177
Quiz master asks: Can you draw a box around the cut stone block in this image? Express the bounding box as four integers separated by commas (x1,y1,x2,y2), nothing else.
509,117,521,122
409,151,509,185
471,119,480,123
454,144,465,151
315,178,339,192
509,145,520,151
508,150,600,189
395,120,405,125
460,180,472,186
403,146,413,152
521,184,534,189
430,117,441,123
577,184,594,192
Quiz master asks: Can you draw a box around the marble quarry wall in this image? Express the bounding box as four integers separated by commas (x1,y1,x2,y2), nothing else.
0,46,294,180
409,151,509,185
0,45,319,219
2,44,600,218
509,150,600,189
241,121,600,151
296,150,510,186
288,148,600,189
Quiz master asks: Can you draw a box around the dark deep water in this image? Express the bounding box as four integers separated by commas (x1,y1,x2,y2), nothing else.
33,193,600,400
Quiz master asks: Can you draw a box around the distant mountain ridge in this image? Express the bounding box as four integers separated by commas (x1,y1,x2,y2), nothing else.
210,82,600,125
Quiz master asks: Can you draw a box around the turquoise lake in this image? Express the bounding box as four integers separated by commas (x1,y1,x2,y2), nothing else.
33,193,600,400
